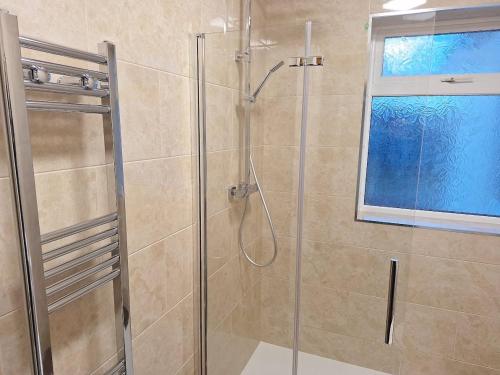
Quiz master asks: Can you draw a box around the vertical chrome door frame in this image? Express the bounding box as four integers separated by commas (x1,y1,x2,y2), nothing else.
98,41,134,374
292,20,313,375
0,10,53,374
195,32,208,375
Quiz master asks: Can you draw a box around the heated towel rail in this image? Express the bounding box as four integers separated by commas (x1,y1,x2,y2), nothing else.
0,11,133,375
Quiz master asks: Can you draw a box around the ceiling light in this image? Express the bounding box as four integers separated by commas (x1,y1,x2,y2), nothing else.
383,0,427,11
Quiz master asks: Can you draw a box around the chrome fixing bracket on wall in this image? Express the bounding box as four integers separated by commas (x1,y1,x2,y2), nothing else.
288,55,324,67
0,10,133,375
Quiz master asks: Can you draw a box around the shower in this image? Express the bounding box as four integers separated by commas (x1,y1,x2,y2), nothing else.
248,61,284,102
231,60,285,268
229,10,284,267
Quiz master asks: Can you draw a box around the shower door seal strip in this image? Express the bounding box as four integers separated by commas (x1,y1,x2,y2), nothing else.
292,20,313,375
195,33,208,375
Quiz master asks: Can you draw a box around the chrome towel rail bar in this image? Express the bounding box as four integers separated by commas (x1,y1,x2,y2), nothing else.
24,81,109,97
26,101,111,114
44,241,119,279
19,36,107,64
42,227,118,262
41,212,118,244
2,12,133,373
46,255,120,297
48,269,120,313
21,57,109,81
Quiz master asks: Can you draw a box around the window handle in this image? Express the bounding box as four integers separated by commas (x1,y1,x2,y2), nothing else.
385,258,398,345
441,77,473,83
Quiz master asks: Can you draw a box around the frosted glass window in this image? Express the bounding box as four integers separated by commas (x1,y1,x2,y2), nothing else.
383,29,500,76
365,95,500,217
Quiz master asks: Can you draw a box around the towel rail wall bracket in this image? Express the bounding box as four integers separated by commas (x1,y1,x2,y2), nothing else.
0,10,133,375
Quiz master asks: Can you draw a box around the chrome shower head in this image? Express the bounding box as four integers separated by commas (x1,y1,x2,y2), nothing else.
270,60,285,73
250,60,285,102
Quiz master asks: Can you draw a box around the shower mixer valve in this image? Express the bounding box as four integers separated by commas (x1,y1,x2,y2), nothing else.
228,183,258,200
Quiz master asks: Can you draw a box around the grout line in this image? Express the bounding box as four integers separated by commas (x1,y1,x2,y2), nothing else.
34,163,109,176
129,223,193,257
0,307,24,321
124,153,193,165
133,292,193,342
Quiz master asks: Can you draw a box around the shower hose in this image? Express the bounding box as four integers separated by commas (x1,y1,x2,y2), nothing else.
238,154,278,267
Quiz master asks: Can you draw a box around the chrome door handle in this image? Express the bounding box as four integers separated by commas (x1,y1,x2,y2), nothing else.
385,258,399,345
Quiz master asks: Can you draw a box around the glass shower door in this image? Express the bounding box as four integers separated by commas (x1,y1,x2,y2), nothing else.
194,20,310,374
296,10,439,375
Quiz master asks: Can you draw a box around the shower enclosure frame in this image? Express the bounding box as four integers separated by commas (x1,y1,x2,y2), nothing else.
193,18,315,375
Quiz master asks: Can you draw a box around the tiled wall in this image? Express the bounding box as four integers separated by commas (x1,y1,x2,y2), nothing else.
258,1,500,375
0,0,207,374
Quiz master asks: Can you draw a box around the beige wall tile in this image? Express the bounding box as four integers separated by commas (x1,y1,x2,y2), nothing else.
207,256,239,328
35,167,105,233
265,191,297,237
302,241,391,297
307,94,363,148
400,350,500,375
405,255,500,315
29,112,105,173
0,309,33,375
125,156,192,253
85,0,131,60
258,236,295,281
412,228,500,265
207,209,233,276
125,159,167,252
207,312,233,374
263,96,301,146
133,294,194,375
262,146,299,192
299,325,400,374
260,276,294,347
454,313,500,369
0,0,87,49
206,84,234,152
305,146,359,197
206,150,238,216
49,285,117,375
129,241,168,338
396,303,459,358
159,72,192,158
166,226,194,310
0,179,24,316
117,62,161,162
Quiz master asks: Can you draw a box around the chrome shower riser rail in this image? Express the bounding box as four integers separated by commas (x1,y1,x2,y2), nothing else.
44,241,119,279
46,255,120,297
24,81,109,97
26,101,110,114
48,269,120,314
19,36,107,64
41,212,118,245
21,57,108,81
42,227,118,262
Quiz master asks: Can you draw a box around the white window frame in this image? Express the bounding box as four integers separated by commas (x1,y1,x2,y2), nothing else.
357,8,500,235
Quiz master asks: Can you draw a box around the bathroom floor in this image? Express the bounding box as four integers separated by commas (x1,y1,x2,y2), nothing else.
241,342,390,375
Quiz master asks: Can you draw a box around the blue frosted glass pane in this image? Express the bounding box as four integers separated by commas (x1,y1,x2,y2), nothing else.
383,29,500,76
365,96,500,217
